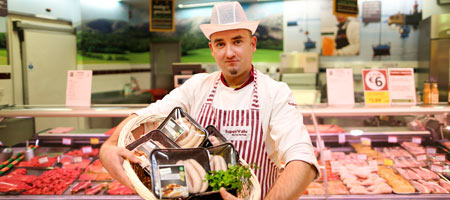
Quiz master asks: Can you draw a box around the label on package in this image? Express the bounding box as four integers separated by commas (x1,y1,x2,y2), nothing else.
338,133,346,144
73,156,82,163
426,147,437,154
322,150,332,161
357,154,367,160
384,158,393,166
38,156,49,164
82,146,93,154
388,136,398,143
361,137,371,146
416,153,427,161
62,138,72,145
330,161,341,173
222,125,251,141
435,154,446,162
157,165,188,199
161,118,185,141
412,137,422,144
431,164,443,173
90,138,99,145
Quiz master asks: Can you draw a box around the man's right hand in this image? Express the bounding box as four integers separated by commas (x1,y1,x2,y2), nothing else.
99,144,140,190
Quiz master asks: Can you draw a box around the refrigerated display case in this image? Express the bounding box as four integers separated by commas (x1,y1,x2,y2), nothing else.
1,104,450,199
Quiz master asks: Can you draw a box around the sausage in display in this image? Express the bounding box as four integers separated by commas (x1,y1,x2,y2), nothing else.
187,159,208,193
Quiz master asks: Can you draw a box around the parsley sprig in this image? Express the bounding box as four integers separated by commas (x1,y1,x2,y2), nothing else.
205,164,255,191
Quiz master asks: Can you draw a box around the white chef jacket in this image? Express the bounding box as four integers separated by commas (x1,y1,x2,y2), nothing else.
335,19,360,56
135,69,320,178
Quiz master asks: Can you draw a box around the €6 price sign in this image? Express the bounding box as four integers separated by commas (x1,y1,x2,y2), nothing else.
362,69,389,104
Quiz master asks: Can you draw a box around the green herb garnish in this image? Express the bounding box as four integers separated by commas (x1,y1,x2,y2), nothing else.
205,164,256,191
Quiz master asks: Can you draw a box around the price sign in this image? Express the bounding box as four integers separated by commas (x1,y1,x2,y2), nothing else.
412,137,422,144
435,154,446,162
322,150,332,161
38,156,49,164
362,69,390,104
383,158,393,166
73,156,82,163
82,146,93,154
357,154,367,160
388,136,398,143
361,137,372,146
62,138,72,145
431,164,443,173
90,138,99,145
330,161,341,173
426,147,437,154
416,153,427,161
338,133,346,144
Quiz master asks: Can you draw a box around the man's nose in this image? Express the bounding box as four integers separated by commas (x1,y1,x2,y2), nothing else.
225,45,235,58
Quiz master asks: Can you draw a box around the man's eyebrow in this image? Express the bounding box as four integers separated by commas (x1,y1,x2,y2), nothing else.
232,35,244,40
213,38,224,43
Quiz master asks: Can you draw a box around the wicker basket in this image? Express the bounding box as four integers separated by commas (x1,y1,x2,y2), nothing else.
118,112,261,200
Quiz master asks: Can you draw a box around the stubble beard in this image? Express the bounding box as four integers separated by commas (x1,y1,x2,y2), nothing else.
229,69,238,75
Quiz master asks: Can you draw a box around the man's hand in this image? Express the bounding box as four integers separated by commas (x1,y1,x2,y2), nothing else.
220,187,242,200
99,142,140,190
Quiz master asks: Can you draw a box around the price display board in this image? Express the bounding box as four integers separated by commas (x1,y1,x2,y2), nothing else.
362,69,389,104
333,0,359,17
150,0,175,32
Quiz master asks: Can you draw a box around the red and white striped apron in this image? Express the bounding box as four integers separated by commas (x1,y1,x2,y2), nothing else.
196,70,278,198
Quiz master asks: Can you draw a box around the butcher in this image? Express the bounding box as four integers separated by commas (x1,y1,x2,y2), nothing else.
100,1,319,199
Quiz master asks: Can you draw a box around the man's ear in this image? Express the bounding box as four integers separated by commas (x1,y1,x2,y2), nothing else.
209,42,214,56
251,36,257,52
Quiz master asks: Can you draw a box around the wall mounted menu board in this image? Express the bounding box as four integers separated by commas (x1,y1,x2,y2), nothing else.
333,0,358,17
150,0,175,32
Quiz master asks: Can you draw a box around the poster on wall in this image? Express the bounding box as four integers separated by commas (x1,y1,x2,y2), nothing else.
0,0,7,17
150,0,175,32
321,1,360,56
333,0,359,17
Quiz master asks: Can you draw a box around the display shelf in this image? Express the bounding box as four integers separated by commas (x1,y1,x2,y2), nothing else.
299,103,450,117
0,195,141,199
37,129,110,145
301,194,450,199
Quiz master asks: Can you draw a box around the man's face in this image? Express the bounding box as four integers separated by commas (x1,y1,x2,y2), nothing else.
209,29,257,79
336,15,348,23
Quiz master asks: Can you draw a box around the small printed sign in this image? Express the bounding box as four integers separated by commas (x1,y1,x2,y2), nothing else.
368,160,378,172
38,156,49,164
82,146,93,154
431,164,443,173
435,154,446,162
338,133,346,144
322,150,332,161
62,138,72,145
416,154,427,161
383,158,393,166
73,156,82,163
90,138,99,145
388,136,398,143
426,147,437,155
361,137,371,146
362,69,390,105
412,137,422,144
357,154,367,160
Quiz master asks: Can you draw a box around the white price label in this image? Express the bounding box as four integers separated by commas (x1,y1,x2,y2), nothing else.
73,156,82,163
416,154,427,161
435,154,446,162
412,137,422,144
368,160,378,172
388,136,398,143
38,156,48,164
62,138,72,145
426,147,437,154
82,146,92,154
330,161,340,173
431,164,443,173
322,150,332,161
338,134,346,144
357,154,367,160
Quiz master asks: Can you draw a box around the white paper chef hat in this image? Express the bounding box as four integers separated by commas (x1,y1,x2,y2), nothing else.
200,1,259,40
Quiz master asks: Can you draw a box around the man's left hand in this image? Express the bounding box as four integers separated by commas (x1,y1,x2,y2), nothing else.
220,187,242,200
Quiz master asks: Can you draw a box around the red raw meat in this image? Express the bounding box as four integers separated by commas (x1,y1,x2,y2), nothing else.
107,185,136,195
78,173,98,181
9,168,27,176
17,156,57,167
71,181,91,194
0,180,31,193
96,173,113,181
0,174,37,184
439,179,450,192
85,182,107,195
411,180,431,194
23,168,81,195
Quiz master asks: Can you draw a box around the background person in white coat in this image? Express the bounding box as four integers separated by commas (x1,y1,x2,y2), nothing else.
100,2,319,199
333,14,360,56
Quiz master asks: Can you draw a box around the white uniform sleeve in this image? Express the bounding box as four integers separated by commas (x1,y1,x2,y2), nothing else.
134,73,206,116
267,83,320,179
336,20,360,56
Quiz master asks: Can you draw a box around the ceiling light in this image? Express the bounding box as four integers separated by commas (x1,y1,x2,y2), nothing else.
178,1,229,9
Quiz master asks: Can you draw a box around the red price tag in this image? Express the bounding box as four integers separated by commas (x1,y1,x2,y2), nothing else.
82,146,93,154
416,154,427,161
426,147,437,154
412,137,422,144
338,133,346,144
90,138,99,145
38,156,49,164
435,154,446,162
431,164,443,173
62,138,72,145
73,156,82,163
357,154,367,160
388,136,398,143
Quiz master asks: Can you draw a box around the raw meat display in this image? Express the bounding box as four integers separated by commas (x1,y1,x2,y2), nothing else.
107,181,136,195
411,167,440,180
0,180,31,193
8,168,27,176
377,165,416,193
71,181,91,194
17,156,57,168
84,182,108,195
64,148,99,158
417,180,449,194
0,174,37,184
23,168,82,195
439,179,450,192
81,159,113,181
401,142,426,155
